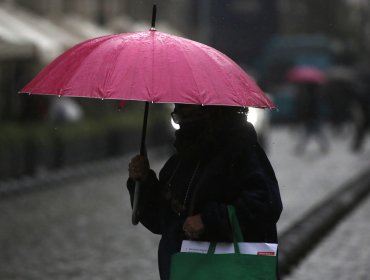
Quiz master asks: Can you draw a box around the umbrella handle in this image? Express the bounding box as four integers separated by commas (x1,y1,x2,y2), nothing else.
132,181,141,225
132,101,150,225
140,102,149,157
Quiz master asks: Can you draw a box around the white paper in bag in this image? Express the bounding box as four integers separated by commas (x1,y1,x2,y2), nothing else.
181,240,277,256
180,241,210,254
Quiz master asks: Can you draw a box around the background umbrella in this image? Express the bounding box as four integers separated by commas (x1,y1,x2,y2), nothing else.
19,6,275,225
286,65,327,85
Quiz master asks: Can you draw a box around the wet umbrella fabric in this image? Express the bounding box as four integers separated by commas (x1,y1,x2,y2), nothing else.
20,30,274,108
20,29,274,225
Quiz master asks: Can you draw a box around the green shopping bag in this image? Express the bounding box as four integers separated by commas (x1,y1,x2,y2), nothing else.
170,206,278,280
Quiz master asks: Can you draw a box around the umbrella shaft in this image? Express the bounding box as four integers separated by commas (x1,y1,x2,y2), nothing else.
132,101,150,225
140,102,149,157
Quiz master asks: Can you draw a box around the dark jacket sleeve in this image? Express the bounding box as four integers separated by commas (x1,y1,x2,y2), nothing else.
200,144,283,242
127,170,163,234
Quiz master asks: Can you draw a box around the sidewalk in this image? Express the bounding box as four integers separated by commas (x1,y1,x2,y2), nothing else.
267,126,370,234
285,192,370,280
0,126,369,280
268,126,370,278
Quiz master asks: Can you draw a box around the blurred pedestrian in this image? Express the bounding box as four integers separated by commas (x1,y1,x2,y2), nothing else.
351,66,370,152
127,104,283,280
294,82,330,154
325,65,358,135
48,97,84,123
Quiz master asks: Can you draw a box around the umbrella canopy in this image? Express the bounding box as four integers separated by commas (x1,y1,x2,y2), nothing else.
286,65,327,85
19,10,274,226
20,29,274,109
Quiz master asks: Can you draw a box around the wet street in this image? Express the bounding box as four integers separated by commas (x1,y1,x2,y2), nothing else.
0,126,369,280
285,192,370,280
0,166,160,280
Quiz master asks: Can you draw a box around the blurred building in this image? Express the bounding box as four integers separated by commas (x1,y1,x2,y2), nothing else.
0,0,190,122
1,0,369,123
2,0,277,122
278,0,370,58
188,0,278,67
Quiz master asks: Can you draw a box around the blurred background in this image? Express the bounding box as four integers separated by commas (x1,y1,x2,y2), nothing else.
1,0,369,179
1,0,370,279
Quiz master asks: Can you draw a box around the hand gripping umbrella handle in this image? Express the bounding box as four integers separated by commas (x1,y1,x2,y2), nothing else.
132,181,141,225
132,101,149,225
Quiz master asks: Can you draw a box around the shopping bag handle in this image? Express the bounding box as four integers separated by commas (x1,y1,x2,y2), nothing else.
207,205,244,254
227,205,244,243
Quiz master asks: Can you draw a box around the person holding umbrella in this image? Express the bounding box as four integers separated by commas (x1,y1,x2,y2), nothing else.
127,104,283,280
18,6,281,278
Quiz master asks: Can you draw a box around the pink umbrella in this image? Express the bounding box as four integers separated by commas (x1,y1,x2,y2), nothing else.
20,6,274,224
286,65,327,85
21,32,273,108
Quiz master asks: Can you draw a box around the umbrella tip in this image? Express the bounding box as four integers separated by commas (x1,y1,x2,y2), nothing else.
150,4,157,30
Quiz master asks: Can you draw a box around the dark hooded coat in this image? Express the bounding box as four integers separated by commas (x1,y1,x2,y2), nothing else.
127,120,282,280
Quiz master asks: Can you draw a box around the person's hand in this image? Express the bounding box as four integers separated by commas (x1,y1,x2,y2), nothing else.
183,214,205,239
128,155,150,181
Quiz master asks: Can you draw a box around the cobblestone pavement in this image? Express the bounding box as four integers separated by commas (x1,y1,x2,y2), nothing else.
0,127,369,280
0,151,166,280
269,127,370,234
285,192,370,280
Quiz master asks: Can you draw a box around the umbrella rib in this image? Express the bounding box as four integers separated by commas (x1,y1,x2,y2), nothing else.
218,56,250,107
21,30,274,108
196,43,242,106
122,35,143,101
60,35,117,97
21,38,98,96
99,39,125,99
175,38,203,104
151,31,155,101
190,42,220,105
218,55,265,108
